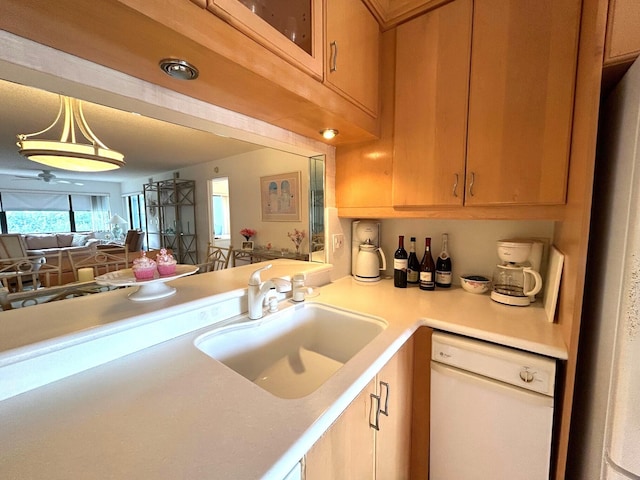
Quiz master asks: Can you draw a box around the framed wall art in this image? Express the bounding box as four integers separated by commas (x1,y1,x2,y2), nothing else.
260,171,301,222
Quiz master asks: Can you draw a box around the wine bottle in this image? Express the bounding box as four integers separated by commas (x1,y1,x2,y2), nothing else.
407,237,420,285
394,235,408,288
436,233,453,288
419,237,435,291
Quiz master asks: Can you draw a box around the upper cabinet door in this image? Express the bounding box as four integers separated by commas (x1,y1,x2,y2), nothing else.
392,0,472,207
465,0,581,206
325,0,381,116
604,0,640,66
207,0,323,78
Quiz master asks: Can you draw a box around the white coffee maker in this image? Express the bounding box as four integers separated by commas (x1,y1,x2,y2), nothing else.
352,220,386,282
491,239,544,306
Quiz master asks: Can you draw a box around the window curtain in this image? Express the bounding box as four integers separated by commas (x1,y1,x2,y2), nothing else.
2,192,69,211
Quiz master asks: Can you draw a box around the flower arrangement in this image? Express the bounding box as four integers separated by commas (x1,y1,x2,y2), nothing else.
240,228,256,240
288,228,306,253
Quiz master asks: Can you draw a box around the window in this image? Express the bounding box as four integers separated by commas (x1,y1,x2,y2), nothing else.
125,193,146,231
72,195,110,232
0,192,111,234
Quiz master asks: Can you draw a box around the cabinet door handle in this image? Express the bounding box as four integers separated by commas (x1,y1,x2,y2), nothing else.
379,381,390,416
330,41,338,72
369,393,381,431
452,173,459,197
468,171,475,197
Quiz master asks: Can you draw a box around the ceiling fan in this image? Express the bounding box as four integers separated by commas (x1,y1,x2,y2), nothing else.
13,169,84,186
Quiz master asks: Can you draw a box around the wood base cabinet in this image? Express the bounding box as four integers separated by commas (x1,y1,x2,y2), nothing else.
392,0,581,208
305,338,414,479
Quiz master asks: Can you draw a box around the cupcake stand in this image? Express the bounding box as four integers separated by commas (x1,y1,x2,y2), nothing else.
95,265,199,301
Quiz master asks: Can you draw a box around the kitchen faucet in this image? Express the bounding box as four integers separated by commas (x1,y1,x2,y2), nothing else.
247,264,292,320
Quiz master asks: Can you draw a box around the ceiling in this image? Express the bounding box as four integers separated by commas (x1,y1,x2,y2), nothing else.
0,78,264,184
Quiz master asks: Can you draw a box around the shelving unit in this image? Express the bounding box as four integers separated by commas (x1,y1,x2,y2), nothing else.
143,176,198,264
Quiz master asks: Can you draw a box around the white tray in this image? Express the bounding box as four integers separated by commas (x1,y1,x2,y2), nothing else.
95,264,198,301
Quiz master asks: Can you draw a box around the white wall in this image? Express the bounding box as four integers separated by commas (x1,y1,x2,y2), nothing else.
122,148,310,262
206,149,310,251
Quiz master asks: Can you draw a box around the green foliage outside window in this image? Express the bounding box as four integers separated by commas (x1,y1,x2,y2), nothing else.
6,211,71,233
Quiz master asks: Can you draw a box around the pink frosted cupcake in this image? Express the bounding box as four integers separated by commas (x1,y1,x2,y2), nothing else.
156,248,177,276
132,251,157,280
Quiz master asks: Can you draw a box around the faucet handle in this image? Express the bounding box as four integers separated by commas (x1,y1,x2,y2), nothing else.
249,263,272,286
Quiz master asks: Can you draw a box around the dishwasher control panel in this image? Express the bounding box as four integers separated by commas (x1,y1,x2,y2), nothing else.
431,331,556,396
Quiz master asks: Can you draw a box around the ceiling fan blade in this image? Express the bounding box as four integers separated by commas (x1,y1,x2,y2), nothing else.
13,175,41,180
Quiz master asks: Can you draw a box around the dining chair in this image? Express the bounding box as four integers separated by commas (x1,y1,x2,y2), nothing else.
200,244,233,272
231,249,254,267
0,234,29,260
67,246,130,281
0,251,62,293
124,229,144,252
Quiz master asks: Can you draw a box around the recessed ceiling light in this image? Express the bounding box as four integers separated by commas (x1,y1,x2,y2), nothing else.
320,128,339,140
159,58,199,80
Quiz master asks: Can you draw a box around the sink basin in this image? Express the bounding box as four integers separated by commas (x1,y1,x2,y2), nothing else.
195,302,387,399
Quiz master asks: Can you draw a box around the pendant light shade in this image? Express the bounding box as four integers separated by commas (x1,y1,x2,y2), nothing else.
16,96,125,172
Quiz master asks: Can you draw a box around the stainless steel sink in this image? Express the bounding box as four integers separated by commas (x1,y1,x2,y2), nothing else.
195,302,387,399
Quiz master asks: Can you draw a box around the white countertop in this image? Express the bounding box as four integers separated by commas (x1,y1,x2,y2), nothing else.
0,263,567,479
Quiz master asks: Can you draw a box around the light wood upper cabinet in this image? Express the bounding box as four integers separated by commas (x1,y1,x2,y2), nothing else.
392,0,472,207
206,0,380,116
305,338,414,479
604,0,640,66
391,0,580,208
465,0,581,206
206,0,324,78
325,0,381,116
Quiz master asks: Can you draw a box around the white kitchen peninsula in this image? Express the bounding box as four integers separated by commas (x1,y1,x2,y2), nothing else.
0,262,566,479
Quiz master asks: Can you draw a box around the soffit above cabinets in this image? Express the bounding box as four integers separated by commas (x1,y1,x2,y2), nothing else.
362,0,452,30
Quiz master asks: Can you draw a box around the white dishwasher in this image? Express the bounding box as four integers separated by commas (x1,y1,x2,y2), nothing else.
430,331,556,480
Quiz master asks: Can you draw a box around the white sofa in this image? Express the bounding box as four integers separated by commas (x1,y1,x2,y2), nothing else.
23,232,98,251
23,232,99,284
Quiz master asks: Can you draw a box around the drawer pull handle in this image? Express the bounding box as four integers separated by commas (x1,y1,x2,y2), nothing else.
369,393,381,430
379,381,390,416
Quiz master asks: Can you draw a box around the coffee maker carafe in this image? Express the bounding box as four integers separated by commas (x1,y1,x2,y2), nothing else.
352,220,386,282
354,241,387,282
491,240,543,306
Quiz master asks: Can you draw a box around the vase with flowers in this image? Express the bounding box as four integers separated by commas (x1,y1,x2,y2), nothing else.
240,228,256,241
287,228,306,255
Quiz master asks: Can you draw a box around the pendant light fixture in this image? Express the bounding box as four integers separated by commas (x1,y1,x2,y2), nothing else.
16,95,125,172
